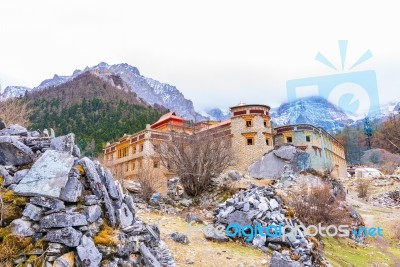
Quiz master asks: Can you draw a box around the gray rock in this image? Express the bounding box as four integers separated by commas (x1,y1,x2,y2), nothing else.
269,251,301,267
268,243,282,251
13,169,29,184
72,145,81,158
204,225,229,242
76,235,102,267
243,202,250,212
103,193,117,227
79,158,105,198
185,212,203,223
0,136,34,166
30,196,66,210
50,134,75,154
40,212,88,228
123,194,136,218
179,198,193,207
169,232,189,244
226,210,258,225
22,203,43,221
84,205,102,223
45,227,83,247
103,169,121,201
46,242,69,256
84,195,100,206
252,234,267,248
0,119,5,130
228,170,243,181
11,218,35,237
273,146,297,161
59,173,83,202
258,202,269,211
269,199,279,210
221,206,235,217
0,166,13,185
248,145,311,179
117,203,134,228
0,124,28,136
139,243,162,267
14,150,75,198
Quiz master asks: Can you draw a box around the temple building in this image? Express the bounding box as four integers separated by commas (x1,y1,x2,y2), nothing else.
103,103,347,181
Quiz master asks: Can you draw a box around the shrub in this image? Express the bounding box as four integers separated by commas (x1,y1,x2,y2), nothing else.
289,183,349,227
356,179,370,198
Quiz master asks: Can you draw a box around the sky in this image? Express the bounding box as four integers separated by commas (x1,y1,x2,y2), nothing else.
0,1,399,113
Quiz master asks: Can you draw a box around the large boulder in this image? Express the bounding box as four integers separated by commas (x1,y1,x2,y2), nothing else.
249,145,311,179
50,133,76,154
0,124,28,136
0,136,34,166
13,150,75,198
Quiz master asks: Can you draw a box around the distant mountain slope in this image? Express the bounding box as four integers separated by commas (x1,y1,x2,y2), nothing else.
0,86,32,101
27,72,165,156
1,62,205,121
271,96,354,131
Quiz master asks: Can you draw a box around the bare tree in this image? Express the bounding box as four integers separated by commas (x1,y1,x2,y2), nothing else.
0,99,32,127
356,178,370,199
136,160,163,201
155,130,234,196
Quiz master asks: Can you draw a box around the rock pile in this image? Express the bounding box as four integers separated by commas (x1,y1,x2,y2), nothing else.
0,124,175,266
212,184,318,266
248,145,311,179
369,190,400,208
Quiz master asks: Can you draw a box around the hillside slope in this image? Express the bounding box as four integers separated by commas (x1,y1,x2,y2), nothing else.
27,72,165,155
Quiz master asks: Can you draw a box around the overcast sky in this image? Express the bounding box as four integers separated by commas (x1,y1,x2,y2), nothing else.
0,1,399,112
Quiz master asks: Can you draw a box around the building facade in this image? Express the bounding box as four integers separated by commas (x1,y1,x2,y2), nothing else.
103,104,347,181
274,124,347,178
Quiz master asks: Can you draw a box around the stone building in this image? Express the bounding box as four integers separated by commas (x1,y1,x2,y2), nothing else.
274,124,347,178
103,103,274,180
103,103,347,181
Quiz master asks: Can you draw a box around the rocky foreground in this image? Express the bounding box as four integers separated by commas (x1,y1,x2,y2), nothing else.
0,124,175,266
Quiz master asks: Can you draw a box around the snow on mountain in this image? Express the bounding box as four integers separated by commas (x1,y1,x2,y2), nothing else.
270,96,354,131
1,62,205,121
0,86,32,101
200,108,230,121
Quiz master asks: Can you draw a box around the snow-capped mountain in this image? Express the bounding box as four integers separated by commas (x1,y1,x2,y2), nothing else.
0,86,32,101
200,108,231,121
270,96,354,131
0,62,205,121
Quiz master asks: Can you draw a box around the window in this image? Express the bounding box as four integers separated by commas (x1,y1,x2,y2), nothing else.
265,139,269,146
247,138,254,145
125,163,129,172
246,120,252,127
132,145,136,154
153,160,159,168
139,144,144,152
131,160,135,170
306,136,311,142
286,137,292,143
264,121,267,127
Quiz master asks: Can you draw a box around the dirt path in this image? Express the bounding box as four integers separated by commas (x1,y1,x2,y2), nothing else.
346,189,400,266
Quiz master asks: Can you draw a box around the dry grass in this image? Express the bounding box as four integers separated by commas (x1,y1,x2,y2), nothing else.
93,224,121,247
0,234,32,265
